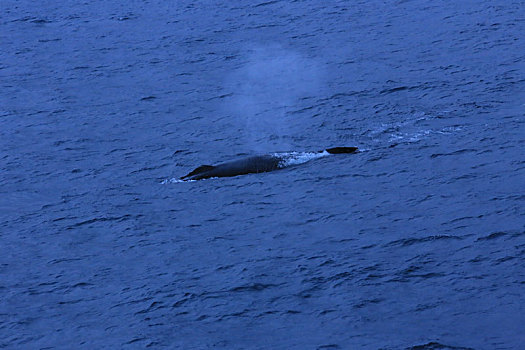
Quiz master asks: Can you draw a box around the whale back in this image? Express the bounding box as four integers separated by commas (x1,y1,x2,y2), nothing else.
181,155,281,180
180,147,358,181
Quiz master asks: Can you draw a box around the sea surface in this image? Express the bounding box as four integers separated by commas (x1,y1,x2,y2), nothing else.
1,1,525,349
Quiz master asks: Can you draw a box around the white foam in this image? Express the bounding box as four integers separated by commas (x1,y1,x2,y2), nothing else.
437,126,463,134
160,178,193,184
273,151,329,167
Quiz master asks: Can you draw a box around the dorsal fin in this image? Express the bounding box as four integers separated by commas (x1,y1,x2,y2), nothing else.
325,147,358,154
181,165,214,179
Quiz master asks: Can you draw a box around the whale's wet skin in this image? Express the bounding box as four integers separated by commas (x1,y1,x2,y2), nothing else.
180,147,358,181
181,155,281,181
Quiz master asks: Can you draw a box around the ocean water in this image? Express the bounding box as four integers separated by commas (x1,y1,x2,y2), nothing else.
1,1,524,349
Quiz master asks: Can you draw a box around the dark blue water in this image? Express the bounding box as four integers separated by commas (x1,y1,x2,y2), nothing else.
2,1,524,349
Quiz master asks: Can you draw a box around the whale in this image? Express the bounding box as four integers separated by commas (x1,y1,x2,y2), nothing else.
180,147,358,181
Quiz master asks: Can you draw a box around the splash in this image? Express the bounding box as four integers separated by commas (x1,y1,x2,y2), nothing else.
160,178,194,184
273,151,329,168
